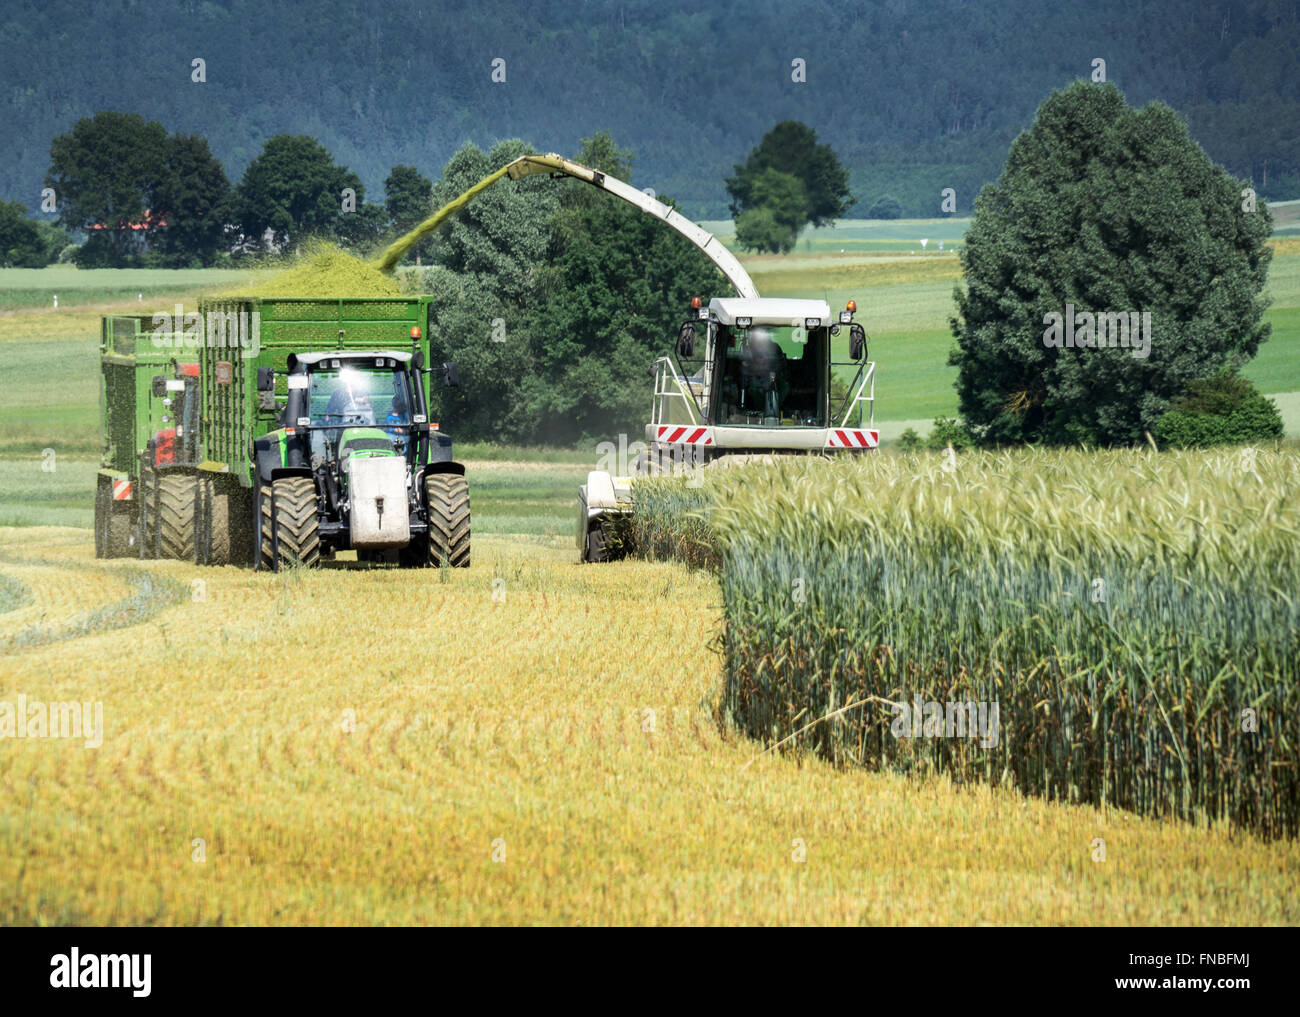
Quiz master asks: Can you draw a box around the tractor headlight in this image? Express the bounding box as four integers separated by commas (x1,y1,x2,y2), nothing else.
736,316,753,328
839,311,853,324
805,317,822,328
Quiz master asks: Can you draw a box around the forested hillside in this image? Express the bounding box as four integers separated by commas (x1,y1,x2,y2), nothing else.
2,0,1297,217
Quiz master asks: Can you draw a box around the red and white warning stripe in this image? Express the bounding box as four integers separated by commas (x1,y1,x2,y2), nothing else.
112,479,134,500
825,429,879,449
655,425,713,445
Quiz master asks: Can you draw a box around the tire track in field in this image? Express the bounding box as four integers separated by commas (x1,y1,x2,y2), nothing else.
0,551,187,655
0,572,33,615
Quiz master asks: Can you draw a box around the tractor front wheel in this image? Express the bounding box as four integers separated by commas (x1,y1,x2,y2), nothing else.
424,474,470,568
260,476,321,571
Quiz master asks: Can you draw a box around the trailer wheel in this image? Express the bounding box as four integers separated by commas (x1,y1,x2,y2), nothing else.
157,473,196,561
260,476,321,570
94,479,131,559
201,475,234,566
136,468,158,559
424,474,470,568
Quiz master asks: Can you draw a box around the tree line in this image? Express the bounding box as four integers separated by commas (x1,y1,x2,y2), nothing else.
5,111,852,267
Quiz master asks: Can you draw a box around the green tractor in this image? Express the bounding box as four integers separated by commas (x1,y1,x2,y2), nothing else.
245,347,469,570
184,296,470,572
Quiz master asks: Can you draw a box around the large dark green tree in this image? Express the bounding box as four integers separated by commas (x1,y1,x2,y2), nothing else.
45,111,168,263
949,82,1273,445
382,164,433,259
523,134,725,444
232,134,363,249
152,134,231,266
426,133,725,444
734,168,808,253
726,121,854,230
424,139,563,440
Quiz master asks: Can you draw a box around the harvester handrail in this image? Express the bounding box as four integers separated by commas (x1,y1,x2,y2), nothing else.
650,355,703,427
374,154,759,299
835,360,876,429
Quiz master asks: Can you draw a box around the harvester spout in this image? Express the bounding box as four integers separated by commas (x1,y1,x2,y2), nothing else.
373,153,759,299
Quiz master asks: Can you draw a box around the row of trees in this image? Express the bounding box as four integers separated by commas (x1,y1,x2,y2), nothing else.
25,112,441,268
24,111,862,267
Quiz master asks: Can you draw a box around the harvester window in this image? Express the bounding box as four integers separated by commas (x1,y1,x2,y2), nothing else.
719,325,825,427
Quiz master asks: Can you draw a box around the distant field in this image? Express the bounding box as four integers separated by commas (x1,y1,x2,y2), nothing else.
701,217,970,254
0,266,263,312
738,230,1300,429
1271,198,1300,235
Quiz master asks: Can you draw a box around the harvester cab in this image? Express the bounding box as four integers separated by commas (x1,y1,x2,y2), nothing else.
578,296,879,562
251,349,469,569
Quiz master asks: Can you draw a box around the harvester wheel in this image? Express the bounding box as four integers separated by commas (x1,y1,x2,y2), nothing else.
260,477,321,570
94,480,131,559
424,474,470,568
157,473,196,561
586,519,610,563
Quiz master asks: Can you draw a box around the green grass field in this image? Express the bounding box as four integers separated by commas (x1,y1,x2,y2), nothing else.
0,266,264,312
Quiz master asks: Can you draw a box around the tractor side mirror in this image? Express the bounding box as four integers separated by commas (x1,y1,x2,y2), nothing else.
411,350,425,372
151,375,167,398
257,367,275,393
442,361,460,388
677,322,696,359
849,324,866,362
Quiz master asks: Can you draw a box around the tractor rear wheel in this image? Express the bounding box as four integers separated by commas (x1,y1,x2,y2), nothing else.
157,473,196,561
260,477,321,570
424,473,470,568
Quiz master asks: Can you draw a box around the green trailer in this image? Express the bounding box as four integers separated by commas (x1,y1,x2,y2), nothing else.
94,314,203,560
185,295,470,571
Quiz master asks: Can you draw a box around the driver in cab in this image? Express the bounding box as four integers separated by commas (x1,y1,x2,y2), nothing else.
324,372,375,425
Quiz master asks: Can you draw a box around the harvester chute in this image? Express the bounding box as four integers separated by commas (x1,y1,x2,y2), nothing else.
373,154,758,299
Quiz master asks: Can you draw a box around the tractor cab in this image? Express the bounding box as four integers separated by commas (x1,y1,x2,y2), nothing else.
291,353,419,468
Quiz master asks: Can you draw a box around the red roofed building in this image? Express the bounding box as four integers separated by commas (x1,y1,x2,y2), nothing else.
86,209,168,252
